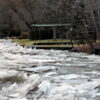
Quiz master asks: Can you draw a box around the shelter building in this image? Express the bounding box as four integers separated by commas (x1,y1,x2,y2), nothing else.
31,24,71,40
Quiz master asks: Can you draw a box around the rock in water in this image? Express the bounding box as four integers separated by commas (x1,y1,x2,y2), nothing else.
10,74,41,98
19,66,57,73
1,74,41,99
0,70,27,82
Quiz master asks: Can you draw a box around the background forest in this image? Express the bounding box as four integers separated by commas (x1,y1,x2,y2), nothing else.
0,0,100,41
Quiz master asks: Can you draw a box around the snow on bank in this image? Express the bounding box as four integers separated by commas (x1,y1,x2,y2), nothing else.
0,39,100,100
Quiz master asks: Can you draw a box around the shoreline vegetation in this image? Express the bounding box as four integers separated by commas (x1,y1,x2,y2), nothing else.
11,38,100,55
11,38,79,47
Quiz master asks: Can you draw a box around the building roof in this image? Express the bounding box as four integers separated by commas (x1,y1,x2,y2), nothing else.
31,24,71,27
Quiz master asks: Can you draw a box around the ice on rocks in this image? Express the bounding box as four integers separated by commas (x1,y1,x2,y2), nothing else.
9,74,41,98
0,74,41,99
19,66,57,73
0,70,27,82
35,81,53,99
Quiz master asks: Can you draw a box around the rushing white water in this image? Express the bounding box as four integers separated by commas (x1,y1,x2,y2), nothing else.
0,39,100,100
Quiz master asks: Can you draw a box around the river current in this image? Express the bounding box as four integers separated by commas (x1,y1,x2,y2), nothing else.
0,39,100,100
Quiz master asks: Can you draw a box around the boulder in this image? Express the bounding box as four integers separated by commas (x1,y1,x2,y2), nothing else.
1,74,41,99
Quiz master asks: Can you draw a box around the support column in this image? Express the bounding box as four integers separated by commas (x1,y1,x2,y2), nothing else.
53,26,56,39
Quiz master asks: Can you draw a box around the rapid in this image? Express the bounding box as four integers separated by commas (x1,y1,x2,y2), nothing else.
0,39,100,100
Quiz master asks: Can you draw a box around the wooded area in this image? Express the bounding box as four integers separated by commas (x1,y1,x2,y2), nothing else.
0,0,100,41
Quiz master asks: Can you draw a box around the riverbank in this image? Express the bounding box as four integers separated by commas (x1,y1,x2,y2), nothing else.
11,39,100,55
11,39,78,49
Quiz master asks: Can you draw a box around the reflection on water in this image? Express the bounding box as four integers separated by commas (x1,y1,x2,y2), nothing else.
0,39,100,100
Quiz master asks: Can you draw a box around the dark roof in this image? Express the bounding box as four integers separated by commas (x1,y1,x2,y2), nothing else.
31,24,71,27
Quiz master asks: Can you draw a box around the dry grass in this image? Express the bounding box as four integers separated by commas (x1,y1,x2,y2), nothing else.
11,39,78,47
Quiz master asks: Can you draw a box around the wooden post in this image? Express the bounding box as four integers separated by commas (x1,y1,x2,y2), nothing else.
70,39,73,48
34,27,36,40
53,26,56,39
70,28,73,48
39,27,40,40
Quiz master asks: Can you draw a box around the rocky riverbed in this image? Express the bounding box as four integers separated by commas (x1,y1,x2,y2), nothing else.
0,39,100,100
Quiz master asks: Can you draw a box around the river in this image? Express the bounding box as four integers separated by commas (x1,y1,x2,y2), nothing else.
0,39,100,100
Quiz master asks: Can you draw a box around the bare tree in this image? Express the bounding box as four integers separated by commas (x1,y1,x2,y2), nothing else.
4,0,33,29
2,0,99,41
